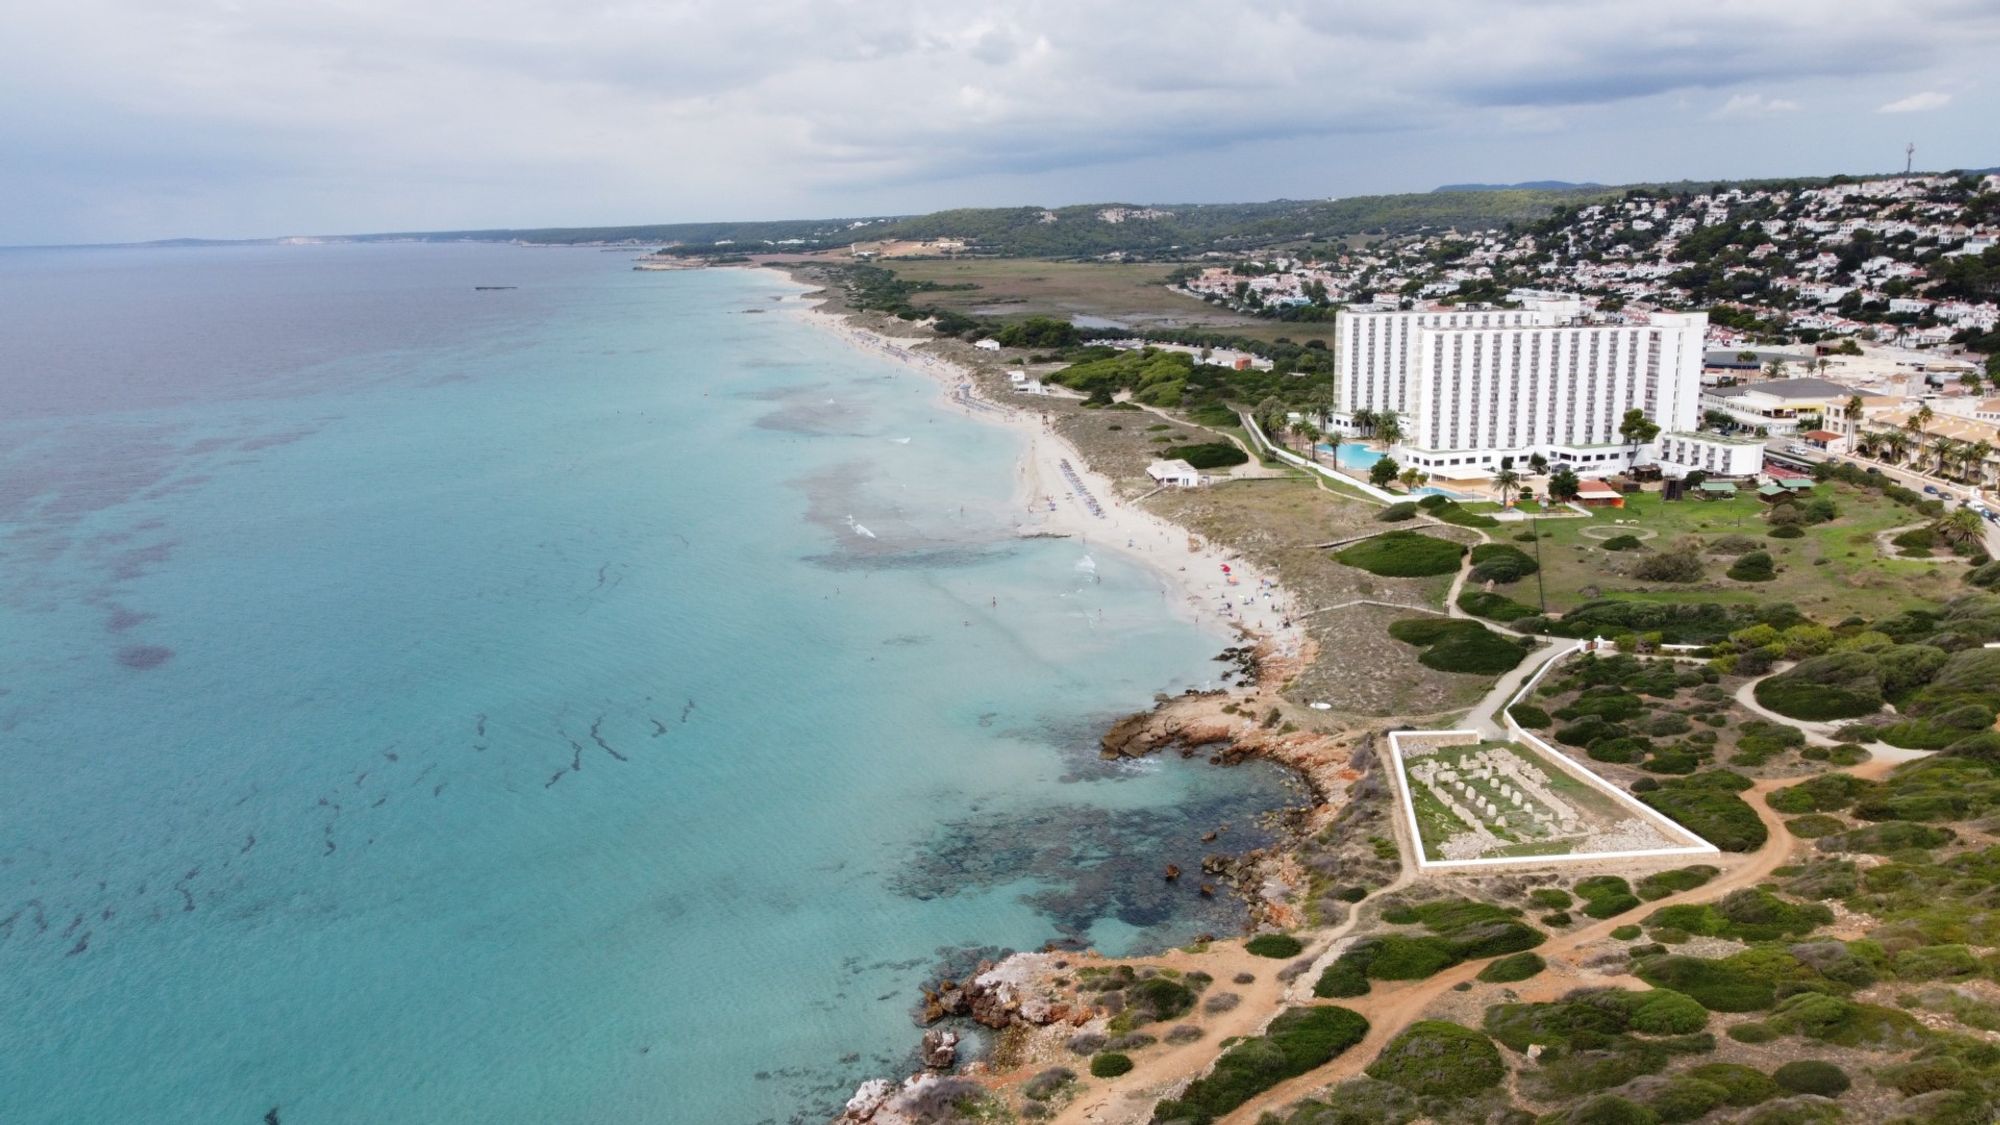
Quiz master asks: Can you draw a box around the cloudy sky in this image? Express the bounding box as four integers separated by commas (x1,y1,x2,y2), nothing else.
4,0,1997,244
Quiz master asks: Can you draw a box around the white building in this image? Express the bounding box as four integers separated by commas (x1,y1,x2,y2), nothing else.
1146,459,1206,488
1332,298,1707,476
1654,432,1766,478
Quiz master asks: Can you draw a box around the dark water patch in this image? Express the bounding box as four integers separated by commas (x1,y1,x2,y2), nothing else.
115,645,173,670
101,605,154,633
754,400,869,437
888,778,1306,951
802,544,1016,573
880,634,931,647
105,540,177,582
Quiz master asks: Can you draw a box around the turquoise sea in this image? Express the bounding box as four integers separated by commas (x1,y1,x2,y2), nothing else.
0,244,1301,1123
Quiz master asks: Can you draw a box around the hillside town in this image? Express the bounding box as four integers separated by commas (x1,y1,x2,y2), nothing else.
1173,174,2000,511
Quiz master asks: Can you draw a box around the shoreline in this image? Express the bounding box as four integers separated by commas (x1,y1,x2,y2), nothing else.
758,268,1374,1125
779,285,1307,666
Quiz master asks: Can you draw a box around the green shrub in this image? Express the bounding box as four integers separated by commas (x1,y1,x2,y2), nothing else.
1727,1021,1777,1043
1636,866,1719,901
1687,1062,1781,1107
1771,1060,1849,1097
1600,533,1646,551
1528,888,1573,910
1632,955,1776,1012
1543,1095,1658,1125
1767,773,1871,814
1426,500,1501,529
1785,814,1845,838
1363,1020,1504,1096
1815,820,1956,855
1165,442,1248,470
1754,653,1884,720
1312,960,1369,999
1576,876,1642,919
1509,702,1553,729
1768,524,1805,539
1707,534,1762,556
1765,992,1926,1048
1377,501,1419,522
1478,952,1547,983
1643,1075,1732,1122
1640,775,1768,852
1728,552,1777,582
1388,618,1529,674
1468,543,1539,583
1126,977,1198,1023
1612,925,1643,940
1153,1005,1368,1122
1245,933,1303,959
1089,1051,1133,1078
1336,531,1465,577
1892,944,1980,981
1459,589,1539,623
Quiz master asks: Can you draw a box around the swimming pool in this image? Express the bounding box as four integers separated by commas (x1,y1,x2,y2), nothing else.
1318,442,1382,471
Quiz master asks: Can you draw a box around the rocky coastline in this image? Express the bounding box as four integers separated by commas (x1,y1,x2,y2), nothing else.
833,628,1364,1124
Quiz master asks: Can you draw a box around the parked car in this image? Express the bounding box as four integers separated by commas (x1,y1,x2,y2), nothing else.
1923,485,1942,496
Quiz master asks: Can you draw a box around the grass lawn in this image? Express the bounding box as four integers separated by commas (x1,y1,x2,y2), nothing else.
1525,483,1949,620
879,258,1332,347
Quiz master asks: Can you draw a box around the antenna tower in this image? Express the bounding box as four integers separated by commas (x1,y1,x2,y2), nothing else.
1905,142,1916,175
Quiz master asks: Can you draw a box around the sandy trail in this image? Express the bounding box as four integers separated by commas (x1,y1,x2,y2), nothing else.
1209,769,1839,1124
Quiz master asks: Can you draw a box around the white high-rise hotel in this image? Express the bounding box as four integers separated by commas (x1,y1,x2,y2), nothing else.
1333,297,1715,475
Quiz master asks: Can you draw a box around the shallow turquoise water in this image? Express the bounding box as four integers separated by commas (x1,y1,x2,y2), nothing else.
0,245,1300,1124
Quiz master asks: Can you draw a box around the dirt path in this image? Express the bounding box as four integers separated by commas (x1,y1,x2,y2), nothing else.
1212,773,1808,1124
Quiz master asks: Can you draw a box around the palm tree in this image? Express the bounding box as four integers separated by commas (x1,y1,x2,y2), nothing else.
1930,435,1958,477
1398,466,1423,492
1494,468,1522,507
1966,440,1994,487
1937,508,1987,552
1295,421,1321,461
1763,358,1789,380
1844,394,1865,453
1376,409,1404,448
1352,407,1377,436
1323,429,1344,469
1882,430,1913,466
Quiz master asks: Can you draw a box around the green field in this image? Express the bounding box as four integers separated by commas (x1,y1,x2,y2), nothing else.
1521,483,1948,620
876,258,1332,347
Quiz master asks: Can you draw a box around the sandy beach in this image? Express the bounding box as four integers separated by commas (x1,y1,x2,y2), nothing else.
786,296,1307,665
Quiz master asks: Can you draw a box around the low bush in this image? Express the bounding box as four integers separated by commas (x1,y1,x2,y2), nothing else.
1640,774,1768,852
1388,618,1529,675
1687,1062,1781,1107
1602,534,1646,551
1785,814,1845,839
1753,652,1885,721
1612,925,1643,940
1707,534,1761,556
1363,1020,1504,1096
1727,551,1777,582
1529,888,1573,910
1509,702,1552,729
1771,1060,1849,1097
1765,992,1926,1048
1727,1021,1777,1043
1767,772,1871,814
1815,820,1956,855
1636,866,1719,901
1468,543,1539,583
1643,888,1832,942
1126,977,1197,1023
1245,933,1303,959
1165,442,1248,470
1632,954,1776,1012
1576,876,1642,919
1632,540,1707,583
1459,589,1539,623
1089,1051,1133,1078
1478,952,1547,983
1152,1005,1369,1123
1376,501,1419,522
1336,532,1465,577
1769,524,1805,539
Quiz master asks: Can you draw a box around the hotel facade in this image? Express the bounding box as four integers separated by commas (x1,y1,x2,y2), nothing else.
1332,298,1717,477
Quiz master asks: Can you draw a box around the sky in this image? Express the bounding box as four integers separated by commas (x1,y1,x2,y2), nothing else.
3,0,1998,245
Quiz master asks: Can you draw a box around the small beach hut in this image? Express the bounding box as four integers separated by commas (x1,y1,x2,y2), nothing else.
1147,459,1205,488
